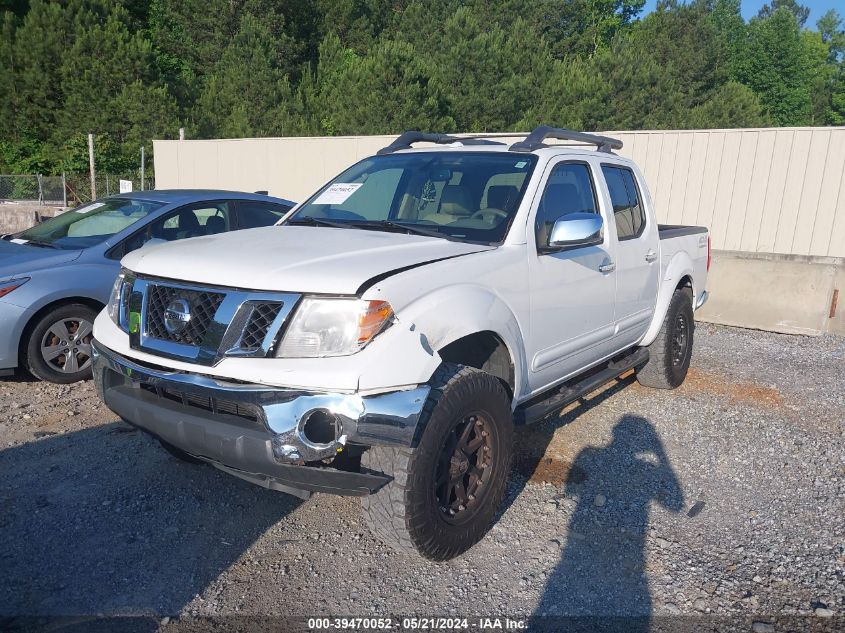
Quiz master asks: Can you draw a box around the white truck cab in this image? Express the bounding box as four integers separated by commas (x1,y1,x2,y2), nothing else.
93,127,709,560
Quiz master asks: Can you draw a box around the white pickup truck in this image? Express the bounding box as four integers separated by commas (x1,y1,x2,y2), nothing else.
92,127,709,560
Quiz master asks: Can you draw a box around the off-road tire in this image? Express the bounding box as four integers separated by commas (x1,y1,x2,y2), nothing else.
636,287,694,389
24,303,98,384
361,363,513,561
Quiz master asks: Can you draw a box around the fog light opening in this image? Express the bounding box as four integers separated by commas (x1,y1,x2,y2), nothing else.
301,409,341,446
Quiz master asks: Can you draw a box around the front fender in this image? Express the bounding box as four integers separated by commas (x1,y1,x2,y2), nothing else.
641,251,695,346
385,284,529,401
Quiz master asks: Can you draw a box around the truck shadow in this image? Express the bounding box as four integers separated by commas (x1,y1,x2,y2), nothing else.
506,378,684,629
0,421,301,628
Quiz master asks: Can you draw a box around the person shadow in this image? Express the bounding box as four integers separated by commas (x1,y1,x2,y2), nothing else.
0,421,301,632
510,394,684,632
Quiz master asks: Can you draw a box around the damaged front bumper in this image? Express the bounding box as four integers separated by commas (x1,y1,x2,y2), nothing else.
92,339,430,497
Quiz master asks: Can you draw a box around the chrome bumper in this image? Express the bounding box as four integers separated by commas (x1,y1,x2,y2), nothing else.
92,339,430,477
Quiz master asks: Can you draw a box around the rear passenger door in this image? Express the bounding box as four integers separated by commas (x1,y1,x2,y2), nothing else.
600,163,659,346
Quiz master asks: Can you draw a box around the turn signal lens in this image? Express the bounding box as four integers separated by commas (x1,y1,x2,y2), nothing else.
358,300,393,344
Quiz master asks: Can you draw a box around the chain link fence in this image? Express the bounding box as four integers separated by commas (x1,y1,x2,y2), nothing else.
64,173,154,206
0,175,66,205
1,173,155,207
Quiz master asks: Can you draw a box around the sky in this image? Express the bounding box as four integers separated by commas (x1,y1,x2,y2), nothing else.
641,0,842,26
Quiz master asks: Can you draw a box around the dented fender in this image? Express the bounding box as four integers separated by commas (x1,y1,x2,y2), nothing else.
373,284,529,401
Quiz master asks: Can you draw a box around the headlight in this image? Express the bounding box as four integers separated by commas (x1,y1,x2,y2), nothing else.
106,270,131,329
0,277,30,299
276,297,393,358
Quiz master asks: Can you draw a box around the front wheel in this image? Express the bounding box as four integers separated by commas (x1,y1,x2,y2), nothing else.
24,303,98,384
361,364,513,561
636,287,694,389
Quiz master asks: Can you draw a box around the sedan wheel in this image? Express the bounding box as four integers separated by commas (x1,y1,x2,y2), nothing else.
25,304,99,383
40,317,94,375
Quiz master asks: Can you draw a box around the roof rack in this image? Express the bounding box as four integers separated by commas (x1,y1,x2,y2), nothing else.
510,126,623,153
377,131,505,155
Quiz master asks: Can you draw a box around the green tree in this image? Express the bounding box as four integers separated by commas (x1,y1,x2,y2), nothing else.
757,0,810,27
427,9,555,131
552,0,647,56
518,56,610,130
196,14,297,138
817,10,844,62
316,36,455,135
687,81,769,128
590,34,685,129
737,9,815,125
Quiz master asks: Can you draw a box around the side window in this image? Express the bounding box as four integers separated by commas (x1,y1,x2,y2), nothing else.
601,165,645,240
535,162,598,249
237,201,293,229
120,202,231,256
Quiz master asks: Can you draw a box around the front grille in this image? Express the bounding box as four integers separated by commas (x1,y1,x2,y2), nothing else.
239,302,283,350
146,284,224,345
140,382,263,427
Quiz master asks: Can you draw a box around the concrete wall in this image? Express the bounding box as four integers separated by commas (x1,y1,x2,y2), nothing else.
0,203,64,234
697,251,844,336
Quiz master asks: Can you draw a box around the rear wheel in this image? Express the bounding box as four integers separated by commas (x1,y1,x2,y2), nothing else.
24,303,97,384
361,363,513,561
636,287,694,389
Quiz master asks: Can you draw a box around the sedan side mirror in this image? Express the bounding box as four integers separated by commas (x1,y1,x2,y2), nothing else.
548,212,604,248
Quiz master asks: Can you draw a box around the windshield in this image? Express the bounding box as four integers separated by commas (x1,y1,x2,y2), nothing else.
16,198,166,249
290,152,538,244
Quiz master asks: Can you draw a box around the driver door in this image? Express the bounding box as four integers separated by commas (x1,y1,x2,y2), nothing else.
526,159,618,394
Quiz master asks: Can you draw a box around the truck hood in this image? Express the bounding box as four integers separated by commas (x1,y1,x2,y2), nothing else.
122,226,495,294
0,239,82,280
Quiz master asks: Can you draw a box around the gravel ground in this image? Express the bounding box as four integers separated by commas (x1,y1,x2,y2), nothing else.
0,324,842,631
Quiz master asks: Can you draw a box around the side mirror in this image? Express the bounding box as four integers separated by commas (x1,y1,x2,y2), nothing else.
548,212,603,248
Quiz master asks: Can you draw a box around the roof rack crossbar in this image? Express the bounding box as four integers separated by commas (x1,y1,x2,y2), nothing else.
377,131,505,155
510,126,623,153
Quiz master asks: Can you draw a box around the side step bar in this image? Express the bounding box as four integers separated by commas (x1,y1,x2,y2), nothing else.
513,347,649,425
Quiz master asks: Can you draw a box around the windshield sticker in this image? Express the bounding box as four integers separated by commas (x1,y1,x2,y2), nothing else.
76,202,105,214
514,161,528,168
313,183,362,204
10,238,28,244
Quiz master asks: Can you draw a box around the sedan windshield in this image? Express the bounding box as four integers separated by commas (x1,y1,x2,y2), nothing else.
289,152,537,244
16,198,165,249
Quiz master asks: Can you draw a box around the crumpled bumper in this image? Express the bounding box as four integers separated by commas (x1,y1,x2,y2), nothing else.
92,339,431,496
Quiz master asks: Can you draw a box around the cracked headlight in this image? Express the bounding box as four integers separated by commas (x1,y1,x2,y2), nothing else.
276,298,393,358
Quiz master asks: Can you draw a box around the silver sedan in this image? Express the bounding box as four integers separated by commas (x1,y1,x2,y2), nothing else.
0,190,294,383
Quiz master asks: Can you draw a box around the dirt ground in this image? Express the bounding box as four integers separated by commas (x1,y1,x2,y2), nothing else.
1,324,843,632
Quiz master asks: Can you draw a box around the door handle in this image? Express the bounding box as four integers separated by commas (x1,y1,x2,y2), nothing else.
599,261,616,273
644,250,657,263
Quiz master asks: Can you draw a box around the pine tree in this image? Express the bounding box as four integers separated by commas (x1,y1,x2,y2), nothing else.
317,36,455,135
197,14,298,138
737,9,815,125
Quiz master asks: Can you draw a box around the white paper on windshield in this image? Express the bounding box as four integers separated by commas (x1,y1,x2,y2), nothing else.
313,183,362,204
10,238,28,244
76,202,105,214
